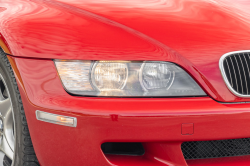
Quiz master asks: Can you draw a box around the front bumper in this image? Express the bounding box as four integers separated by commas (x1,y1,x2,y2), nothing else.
9,56,250,166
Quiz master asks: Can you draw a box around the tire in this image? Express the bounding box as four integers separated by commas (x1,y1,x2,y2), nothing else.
0,48,40,166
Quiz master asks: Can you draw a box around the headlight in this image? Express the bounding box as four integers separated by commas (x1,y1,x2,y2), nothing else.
55,60,206,97
91,61,128,91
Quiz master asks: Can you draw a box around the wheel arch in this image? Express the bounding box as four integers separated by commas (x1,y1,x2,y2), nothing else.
0,33,12,55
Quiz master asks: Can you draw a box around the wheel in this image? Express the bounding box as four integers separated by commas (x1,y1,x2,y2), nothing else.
0,48,40,166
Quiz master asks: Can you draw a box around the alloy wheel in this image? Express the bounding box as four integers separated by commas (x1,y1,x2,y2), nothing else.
0,73,15,162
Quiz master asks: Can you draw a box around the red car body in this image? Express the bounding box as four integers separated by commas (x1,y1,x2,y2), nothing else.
1,0,250,165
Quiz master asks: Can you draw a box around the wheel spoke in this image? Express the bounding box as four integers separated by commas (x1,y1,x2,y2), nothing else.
0,98,11,118
3,89,8,98
0,134,13,160
0,72,15,163
0,90,4,101
3,108,14,151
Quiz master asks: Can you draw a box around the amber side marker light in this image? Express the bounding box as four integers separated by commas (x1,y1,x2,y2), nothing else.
36,110,77,127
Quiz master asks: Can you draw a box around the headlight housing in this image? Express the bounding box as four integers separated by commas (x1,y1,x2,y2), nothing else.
55,60,206,97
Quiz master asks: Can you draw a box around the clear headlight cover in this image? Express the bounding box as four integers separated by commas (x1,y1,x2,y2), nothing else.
55,60,206,97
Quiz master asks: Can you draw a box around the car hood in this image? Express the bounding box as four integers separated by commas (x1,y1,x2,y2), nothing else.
1,0,250,102
55,0,250,102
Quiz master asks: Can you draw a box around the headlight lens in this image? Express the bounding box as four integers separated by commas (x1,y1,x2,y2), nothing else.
91,61,128,91
55,60,206,97
140,62,175,91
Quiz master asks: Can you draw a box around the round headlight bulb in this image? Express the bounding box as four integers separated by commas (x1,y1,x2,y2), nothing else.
140,62,175,91
91,61,128,91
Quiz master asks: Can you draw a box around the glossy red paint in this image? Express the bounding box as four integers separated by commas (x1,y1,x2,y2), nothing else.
1,0,250,165
0,0,250,102
8,56,250,166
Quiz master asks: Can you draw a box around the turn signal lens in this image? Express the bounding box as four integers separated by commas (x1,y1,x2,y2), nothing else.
54,60,93,92
36,110,77,127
